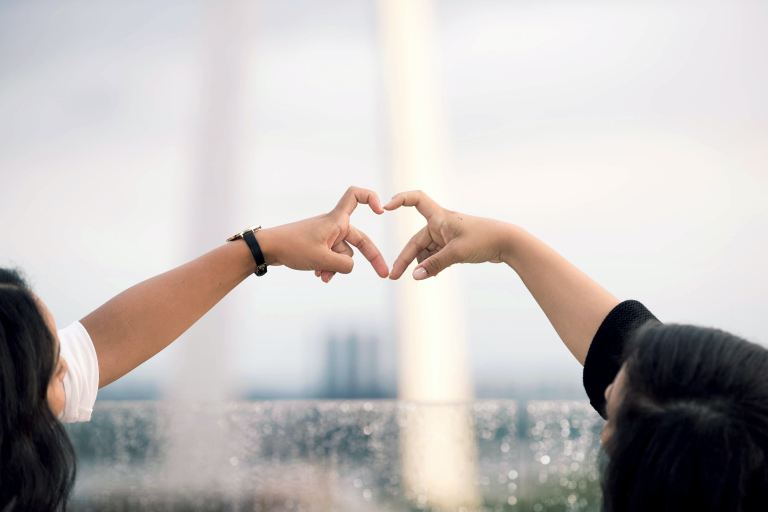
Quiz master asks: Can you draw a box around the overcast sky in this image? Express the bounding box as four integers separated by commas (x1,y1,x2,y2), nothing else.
1,0,767,398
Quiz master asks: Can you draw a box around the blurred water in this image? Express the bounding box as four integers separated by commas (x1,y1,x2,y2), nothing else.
67,401,603,512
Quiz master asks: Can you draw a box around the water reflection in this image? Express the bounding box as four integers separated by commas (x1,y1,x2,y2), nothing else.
67,401,603,511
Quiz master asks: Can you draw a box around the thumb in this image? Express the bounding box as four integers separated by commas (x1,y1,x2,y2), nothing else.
320,250,355,275
413,242,462,280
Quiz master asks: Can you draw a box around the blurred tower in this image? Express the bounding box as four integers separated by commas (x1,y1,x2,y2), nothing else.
163,0,254,495
378,0,480,509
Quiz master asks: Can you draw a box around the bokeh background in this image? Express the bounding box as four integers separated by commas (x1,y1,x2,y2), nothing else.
2,0,767,403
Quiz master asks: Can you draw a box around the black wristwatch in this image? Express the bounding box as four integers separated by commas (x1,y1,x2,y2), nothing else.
227,225,268,276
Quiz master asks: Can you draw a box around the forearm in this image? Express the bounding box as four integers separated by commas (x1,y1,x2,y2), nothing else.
500,225,619,364
82,238,257,388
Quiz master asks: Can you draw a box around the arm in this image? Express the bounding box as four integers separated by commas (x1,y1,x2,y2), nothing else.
83,187,389,388
386,190,619,364
500,226,619,364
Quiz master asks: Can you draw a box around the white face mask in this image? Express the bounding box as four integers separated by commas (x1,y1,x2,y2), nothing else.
58,376,69,421
57,372,71,423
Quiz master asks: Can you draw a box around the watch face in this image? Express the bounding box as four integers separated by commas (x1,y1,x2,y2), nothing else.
226,226,260,243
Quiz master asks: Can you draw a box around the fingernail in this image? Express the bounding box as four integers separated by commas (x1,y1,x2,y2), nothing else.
413,267,428,280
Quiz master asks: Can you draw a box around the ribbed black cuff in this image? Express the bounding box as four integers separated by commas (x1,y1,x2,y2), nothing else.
583,300,659,418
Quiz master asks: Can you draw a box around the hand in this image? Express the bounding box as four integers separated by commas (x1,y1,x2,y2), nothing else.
258,187,389,282
386,190,510,280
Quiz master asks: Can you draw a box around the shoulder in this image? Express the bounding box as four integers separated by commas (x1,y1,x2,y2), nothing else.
58,322,100,423
583,300,660,418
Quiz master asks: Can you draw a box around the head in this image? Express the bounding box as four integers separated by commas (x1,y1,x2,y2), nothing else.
601,323,768,512
0,268,75,511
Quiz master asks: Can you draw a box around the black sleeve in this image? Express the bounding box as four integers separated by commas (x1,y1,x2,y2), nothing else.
583,300,660,419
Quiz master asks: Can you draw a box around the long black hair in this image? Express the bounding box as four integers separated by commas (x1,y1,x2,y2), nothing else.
603,323,768,511
0,268,76,511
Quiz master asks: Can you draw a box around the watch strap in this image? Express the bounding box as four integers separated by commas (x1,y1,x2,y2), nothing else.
242,229,268,276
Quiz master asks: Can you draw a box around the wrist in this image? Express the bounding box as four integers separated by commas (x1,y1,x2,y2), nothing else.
227,236,259,276
255,226,280,266
497,223,525,267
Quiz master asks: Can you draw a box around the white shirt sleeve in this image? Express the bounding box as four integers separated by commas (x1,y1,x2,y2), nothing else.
58,321,99,423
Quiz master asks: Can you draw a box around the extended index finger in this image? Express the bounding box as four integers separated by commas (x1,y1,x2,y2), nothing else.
332,186,384,216
345,225,389,278
383,190,442,220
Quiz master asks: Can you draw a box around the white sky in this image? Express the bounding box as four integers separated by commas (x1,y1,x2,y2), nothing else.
1,0,767,397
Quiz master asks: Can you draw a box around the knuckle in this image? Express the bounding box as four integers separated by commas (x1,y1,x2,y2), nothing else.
424,257,442,274
453,244,469,261
430,215,447,231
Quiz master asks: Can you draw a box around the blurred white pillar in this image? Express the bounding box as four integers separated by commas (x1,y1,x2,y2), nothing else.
378,0,479,509
164,0,254,494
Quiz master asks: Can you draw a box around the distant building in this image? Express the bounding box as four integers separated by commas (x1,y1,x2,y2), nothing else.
319,332,394,399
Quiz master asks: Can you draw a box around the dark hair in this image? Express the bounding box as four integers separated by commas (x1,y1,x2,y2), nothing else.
603,323,768,512
0,268,76,511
